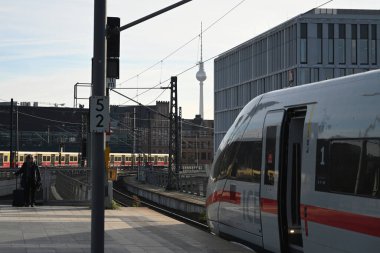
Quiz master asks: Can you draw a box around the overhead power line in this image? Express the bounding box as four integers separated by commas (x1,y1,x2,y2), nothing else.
117,0,247,86
116,52,219,107
17,111,82,125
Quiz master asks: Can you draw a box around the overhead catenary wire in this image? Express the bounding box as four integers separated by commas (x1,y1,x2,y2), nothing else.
114,0,247,107
117,0,247,87
115,52,219,108
111,89,170,120
147,84,170,105
4,111,82,126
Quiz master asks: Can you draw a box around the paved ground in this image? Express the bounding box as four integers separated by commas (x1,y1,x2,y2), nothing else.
0,205,254,253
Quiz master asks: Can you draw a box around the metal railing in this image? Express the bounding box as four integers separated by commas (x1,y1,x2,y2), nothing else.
140,167,209,197
0,167,92,204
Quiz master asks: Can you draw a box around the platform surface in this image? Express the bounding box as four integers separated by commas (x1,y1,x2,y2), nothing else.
0,205,254,253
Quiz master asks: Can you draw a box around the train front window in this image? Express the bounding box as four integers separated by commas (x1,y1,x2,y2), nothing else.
231,141,262,183
212,142,239,180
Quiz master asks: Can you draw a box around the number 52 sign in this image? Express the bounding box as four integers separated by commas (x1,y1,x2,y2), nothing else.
90,96,110,133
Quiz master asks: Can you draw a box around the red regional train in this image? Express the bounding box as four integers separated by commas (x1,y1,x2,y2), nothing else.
206,70,380,253
0,151,169,168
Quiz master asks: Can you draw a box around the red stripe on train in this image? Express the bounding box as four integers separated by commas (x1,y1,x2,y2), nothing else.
260,197,278,215
259,198,380,238
301,204,380,238
206,190,241,207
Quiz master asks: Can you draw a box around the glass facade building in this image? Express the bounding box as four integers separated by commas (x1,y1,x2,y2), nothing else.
214,8,380,151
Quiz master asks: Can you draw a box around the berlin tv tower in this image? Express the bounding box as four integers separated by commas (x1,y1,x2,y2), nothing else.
196,22,207,119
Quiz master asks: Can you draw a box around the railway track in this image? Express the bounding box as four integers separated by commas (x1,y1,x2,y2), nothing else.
113,186,209,232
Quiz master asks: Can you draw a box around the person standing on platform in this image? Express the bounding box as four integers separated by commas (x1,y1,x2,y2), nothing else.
15,155,41,207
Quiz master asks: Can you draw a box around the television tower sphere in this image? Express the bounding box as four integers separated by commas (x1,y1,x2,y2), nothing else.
196,62,207,82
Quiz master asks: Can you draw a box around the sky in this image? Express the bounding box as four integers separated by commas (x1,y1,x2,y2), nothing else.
1,0,379,119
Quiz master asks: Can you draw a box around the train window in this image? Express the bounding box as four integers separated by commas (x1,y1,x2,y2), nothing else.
264,126,277,185
47,156,51,162
70,156,74,162
74,156,78,162
212,142,240,180
4,156,8,162
329,139,380,198
230,141,262,183
359,140,380,198
43,156,47,162
330,140,362,194
20,156,24,162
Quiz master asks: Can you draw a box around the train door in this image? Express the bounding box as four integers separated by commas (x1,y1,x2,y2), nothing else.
51,154,55,166
65,154,70,165
278,108,306,253
260,110,285,253
110,155,114,166
121,155,126,166
37,154,43,166
0,153,3,167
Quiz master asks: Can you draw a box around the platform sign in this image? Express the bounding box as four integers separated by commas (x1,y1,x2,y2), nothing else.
90,96,110,133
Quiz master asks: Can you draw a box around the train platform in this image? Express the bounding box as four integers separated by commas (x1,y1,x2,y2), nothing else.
0,205,254,253
121,176,205,208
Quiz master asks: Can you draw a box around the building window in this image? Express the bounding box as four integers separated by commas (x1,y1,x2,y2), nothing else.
324,68,334,80
317,23,323,64
359,24,369,65
328,24,334,64
300,68,310,84
311,68,319,82
371,24,377,65
300,23,307,64
338,24,346,64
352,24,357,64
337,68,346,77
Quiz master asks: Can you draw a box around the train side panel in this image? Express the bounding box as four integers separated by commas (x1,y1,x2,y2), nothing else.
298,74,380,253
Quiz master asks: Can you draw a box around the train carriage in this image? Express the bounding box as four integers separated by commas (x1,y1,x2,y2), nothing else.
0,150,169,169
206,70,380,253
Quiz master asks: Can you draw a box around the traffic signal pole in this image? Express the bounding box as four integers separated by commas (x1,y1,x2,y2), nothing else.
91,0,106,253
91,1,192,253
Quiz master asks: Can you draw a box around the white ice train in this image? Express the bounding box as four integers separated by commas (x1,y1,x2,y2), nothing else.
206,70,380,253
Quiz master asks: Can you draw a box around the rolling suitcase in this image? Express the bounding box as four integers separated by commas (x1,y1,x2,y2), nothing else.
12,176,25,207
35,183,43,205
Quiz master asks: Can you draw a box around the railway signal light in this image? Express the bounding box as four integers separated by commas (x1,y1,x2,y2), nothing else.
106,17,120,58
107,17,120,79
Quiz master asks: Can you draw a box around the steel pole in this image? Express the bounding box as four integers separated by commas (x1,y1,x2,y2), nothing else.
10,98,13,169
91,0,106,253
